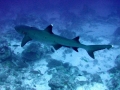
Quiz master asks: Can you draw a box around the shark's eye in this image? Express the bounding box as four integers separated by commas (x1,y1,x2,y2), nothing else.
22,31,24,34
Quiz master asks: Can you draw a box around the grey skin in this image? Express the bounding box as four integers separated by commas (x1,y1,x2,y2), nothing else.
15,24,112,59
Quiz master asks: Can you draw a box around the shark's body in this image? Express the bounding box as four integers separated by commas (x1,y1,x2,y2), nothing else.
15,24,112,59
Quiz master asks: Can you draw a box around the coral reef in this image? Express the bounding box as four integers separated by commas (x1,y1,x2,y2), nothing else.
0,39,11,64
0,45,12,62
22,42,49,61
47,59,64,69
107,55,120,90
107,72,120,90
47,60,103,90
48,66,80,90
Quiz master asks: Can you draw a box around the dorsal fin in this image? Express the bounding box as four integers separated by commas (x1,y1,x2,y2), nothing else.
44,24,53,34
21,35,32,47
73,36,80,43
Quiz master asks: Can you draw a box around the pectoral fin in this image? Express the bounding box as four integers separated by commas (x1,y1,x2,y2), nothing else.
53,44,62,50
73,47,78,52
21,35,32,47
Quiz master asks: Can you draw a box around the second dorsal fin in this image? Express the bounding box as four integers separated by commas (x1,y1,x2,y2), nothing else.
44,24,53,34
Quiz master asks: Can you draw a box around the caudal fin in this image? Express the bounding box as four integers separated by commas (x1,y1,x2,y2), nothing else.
86,45,112,59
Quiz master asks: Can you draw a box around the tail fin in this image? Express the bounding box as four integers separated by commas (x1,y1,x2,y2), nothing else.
86,45,112,59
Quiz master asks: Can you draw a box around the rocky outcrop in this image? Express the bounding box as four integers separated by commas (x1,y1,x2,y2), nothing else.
22,42,51,61
0,46,12,62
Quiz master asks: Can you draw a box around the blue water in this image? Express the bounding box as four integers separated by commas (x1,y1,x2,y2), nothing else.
0,0,120,90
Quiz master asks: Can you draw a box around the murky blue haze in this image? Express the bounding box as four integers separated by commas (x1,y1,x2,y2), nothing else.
0,0,120,90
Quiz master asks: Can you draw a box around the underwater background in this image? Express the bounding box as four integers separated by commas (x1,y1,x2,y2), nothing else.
0,0,120,90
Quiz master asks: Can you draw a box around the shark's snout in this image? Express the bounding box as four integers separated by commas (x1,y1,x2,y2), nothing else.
15,26,20,32
14,25,26,34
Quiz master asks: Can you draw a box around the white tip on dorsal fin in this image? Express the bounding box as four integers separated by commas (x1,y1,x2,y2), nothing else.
51,24,53,26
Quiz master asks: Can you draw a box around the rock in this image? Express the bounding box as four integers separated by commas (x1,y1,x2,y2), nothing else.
48,65,82,90
0,46,12,62
107,55,120,89
47,59,71,69
15,85,36,90
115,55,120,67
75,76,87,82
48,62,104,90
69,66,80,76
15,80,22,85
63,63,70,68
48,75,65,89
107,73,120,90
48,72,72,90
22,43,44,61
47,59,63,69
108,66,119,73
0,73,8,83
90,74,102,83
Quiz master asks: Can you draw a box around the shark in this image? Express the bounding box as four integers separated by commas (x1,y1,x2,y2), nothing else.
15,24,112,59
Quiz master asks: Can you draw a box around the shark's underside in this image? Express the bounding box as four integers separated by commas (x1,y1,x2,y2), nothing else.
15,24,112,59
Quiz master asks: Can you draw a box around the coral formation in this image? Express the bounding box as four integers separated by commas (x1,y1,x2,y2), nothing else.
0,46,11,59
0,45,12,62
21,42,52,64
22,42,45,61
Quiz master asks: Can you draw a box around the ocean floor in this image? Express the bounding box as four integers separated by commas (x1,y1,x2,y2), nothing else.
0,21,120,90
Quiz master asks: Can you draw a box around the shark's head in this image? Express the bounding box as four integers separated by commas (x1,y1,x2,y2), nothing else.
15,25,29,34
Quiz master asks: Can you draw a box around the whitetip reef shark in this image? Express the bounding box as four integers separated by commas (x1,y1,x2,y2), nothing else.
15,24,112,59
